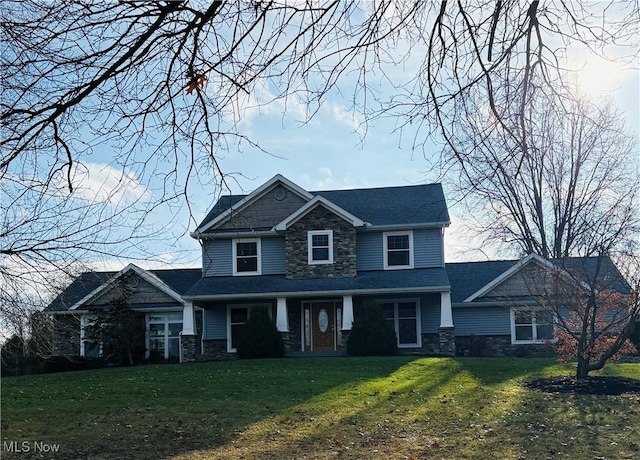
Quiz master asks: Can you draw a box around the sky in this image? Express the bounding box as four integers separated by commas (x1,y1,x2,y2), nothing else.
83,44,640,273
74,35,639,274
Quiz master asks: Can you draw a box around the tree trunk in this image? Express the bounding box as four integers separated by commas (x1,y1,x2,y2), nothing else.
575,357,591,380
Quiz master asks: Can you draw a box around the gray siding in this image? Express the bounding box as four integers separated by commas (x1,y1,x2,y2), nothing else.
202,240,233,277
203,237,284,277
217,186,308,230
203,305,227,339
357,232,383,270
357,229,443,271
453,306,511,335
262,237,286,275
414,229,444,268
420,293,441,333
89,275,176,306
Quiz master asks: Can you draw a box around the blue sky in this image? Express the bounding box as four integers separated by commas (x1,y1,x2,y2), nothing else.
83,44,639,272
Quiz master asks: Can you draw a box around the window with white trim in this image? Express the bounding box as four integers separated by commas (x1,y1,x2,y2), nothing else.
308,230,333,264
227,303,272,352
233,238,261,275
147,312,183,360
379,299,421,347
510,308,554,344
80,316,100,358
383,231,413,269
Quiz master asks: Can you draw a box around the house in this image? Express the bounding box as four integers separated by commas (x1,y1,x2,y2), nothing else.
44,175,630,361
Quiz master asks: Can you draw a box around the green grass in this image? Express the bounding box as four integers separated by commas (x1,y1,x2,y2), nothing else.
1,357,639,459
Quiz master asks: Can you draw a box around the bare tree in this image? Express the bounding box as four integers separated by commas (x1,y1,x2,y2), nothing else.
2,2,638,342
449,90,639,260
444,78,639,377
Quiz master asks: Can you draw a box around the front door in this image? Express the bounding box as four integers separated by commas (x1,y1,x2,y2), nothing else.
312,303,335,351
303,301,342,352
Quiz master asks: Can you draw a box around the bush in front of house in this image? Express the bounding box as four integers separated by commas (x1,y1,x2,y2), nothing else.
347,302,397,356
237,309,285,359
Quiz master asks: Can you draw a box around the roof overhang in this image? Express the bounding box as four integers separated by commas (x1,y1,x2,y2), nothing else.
185,285,450,302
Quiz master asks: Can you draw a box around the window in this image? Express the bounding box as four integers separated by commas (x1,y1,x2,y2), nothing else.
147,312,183,360
510,308,554,344
308,230,333,264
80,316,100,358
227,304,272,352
383,231,413,269
379,299,421,347
233,238,261,275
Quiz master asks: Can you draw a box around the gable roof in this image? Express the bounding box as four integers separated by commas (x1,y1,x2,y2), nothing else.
45,266,201,313
194,174,314,235
195,176,450,235
274,196,365,230
446,255,630,304
461,253,552,302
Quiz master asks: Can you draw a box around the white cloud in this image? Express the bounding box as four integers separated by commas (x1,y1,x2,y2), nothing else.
67,162,152,206
329,103,365,135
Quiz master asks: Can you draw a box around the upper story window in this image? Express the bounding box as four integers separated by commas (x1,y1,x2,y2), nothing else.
308,230,334,265
383,231,414,269
510,308,554,344
233,238,261,275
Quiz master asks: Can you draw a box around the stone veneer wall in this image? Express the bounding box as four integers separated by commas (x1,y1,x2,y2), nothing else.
286,205,357,279
51,315,81,356
199,339,234,361
455,335,555,357
286,303,303,353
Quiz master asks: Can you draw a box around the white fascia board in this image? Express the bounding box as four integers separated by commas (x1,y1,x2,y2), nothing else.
197,229,277,240
184,285,451,302
462,253,555,302
273,196,365,231
70,264,184,310
196,174,314,235
363,221,451,231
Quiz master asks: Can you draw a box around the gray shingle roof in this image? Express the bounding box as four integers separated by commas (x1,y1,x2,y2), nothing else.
184,268,450,299
446,260,518,303
45,268,202,312
445,256,629,304
197,183,449,230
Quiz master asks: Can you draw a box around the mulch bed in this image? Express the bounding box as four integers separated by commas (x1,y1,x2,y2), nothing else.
524,376,640,395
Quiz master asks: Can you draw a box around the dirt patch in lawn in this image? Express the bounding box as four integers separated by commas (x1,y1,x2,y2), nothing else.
524,376,640,395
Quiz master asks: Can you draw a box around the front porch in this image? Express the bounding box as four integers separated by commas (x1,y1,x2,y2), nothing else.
180,291,456,362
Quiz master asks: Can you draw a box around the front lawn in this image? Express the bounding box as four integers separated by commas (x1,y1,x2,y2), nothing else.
2,357,639,459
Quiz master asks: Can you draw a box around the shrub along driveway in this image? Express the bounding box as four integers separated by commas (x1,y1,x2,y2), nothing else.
1,357,639,459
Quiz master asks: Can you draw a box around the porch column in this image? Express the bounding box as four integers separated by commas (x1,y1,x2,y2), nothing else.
440,292,453,328
439,291,455,356
182,301,196,335
180,301,197,363
276,297,289,332
342,295,354,330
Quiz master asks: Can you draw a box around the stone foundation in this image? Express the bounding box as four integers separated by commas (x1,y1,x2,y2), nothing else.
199,339,235,361
180,334,198,363
439,327,456,356
455,335,555,357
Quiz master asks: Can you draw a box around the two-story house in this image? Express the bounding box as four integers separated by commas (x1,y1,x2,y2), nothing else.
180,174,454,361
44,174,631,362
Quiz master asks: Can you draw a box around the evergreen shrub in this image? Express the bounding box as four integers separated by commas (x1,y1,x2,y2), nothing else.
237,309,285,359
347,301,397,356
